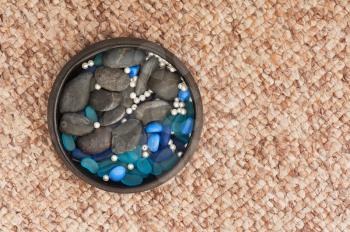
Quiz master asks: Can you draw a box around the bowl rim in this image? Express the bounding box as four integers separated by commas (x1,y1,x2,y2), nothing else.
47,37,203,193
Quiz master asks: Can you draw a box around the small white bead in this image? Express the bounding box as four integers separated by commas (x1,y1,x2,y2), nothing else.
132,76,138,82
181,85,188,92
173,101,180,108
126,108,133,114
93,122,101,128
142,151,149,158
171,131,174,134
129,92,136,99
127,163,134,170
111,155,118,162
139,95,146,101
159,61,166,68
121,118,127,123
142,145,148,151
177,108,182,113
171,109,178,115
131,104,137,110
178,83,183,89
174,97,179,102
169,144,176,151
144,91,151,97
88,60,94,67
124,67,130,74
130,81,136,88
168,139,173,145
177,152,183,157
82,62,89,69
179,102,185,108
148,89,153,93
148,52,154,56
184,143,188,147
95,83,101,90
169,66,176,72
189,97,192,102
103,175,109,181
133,97,140,104
180,108,187,115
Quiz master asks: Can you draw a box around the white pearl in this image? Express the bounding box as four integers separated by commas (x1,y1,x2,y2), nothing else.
189,97,192,102
103,175,109,181
124,67,130,74
169,66,176,72
169,144,176,151
130,92,136,99
173,101,180,108
171,131,174,134
121,118,127,123
174,97,179,102
181,85,188,91
95,83,101,90
142,151,149,158
178,83,183,89
148,89,153,93
180,108,187,115
126,108,133,114
179,102,185,108
159,61,166,68
93,122,101,128
88,60,94,67
177,108,182,113
111,155,118,162
148,52,154,56
168,139,173,145
171,109,178,115
142,145,148,151
139,95,146,101
177,152,183,157
127,163,134,170
82,62,89,69
133,97,140,104
131,104,137,110
184,143,188,147
130,81,136,88
144,91,151,97
132,76,138,82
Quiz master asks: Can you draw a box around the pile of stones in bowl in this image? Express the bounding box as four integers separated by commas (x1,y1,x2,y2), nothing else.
59,48,194,186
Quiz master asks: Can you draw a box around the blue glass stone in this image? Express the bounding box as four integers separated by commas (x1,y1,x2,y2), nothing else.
185,101,194,117
129,65,140,78
178,89,190,101
150,147,173,162
181,117,193,135
145,121,163,133
150,161,162,175
160,155,179,172
109,166,126,182
159,125,171,149
147,134,160,152
61,133,76,151
94,53,103,66
84,106,98,122
118,146,141,163
97,163,118,177
121,174,143,186
81,157,99,174
172,136,186,151
176,134,190,144
72,148,90,160
136,158,152,175
91,148,113,161
86,66,96,73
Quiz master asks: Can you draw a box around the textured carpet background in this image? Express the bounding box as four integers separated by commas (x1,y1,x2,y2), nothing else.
0,0,349,231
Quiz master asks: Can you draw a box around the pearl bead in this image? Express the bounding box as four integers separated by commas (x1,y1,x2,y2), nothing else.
126,108,133,114
148,52,154,56
144,91,151,97
168,139,173,145
124,67,130,74
171,131,174,134
171,109,178,115
133,97,140,104
103,175,109,181
159,61,166,68
131,104,137,110
179,102,185,108
142,145,148,151
130,92,136,99
121,118,127,123
95,83,101,90
93,122,101,128
181,85,188,92
177,152,183,157
82,62,89,69
111,155,118,162
88,60,94,67
178,83,183,89
169,66,176,72
130,81,136,88
148,89,153,93
142,151,149,158
169,144,176,151
173,101,180,108
139,95,146,101
180,108,187,115
177,108,182,113
127,163,134,170
174,97,179,102
189,97,193,102
132,76,138,82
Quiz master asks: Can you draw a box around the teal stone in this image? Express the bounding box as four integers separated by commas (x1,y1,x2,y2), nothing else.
98,159,117,168
175,134,190,144
171,115,187,134
94,53,103,66
97,163,118,177
117,146,141,163
81,157,99,174
150,161,162,175
181,118,193,135
160,155,179,172
61,133,76,151
185,101,194,117
129,168,148,178
136,158,152,175
84,106,98,122
121,174,143,186
163,114,176,126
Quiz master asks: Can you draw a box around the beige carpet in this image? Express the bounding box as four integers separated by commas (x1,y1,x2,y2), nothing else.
1,0,349,231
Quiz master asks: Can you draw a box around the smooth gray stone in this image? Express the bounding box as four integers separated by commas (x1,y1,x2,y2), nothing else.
95,67,129,91
121,86,134,108
77,127,112,154
135,57,159,95
100,105,126,126
111,119,142,153
89,90,121,111
134,100,171,125
59,72,92,113
148,69,180,100
103,48,146,68
59,113,94,136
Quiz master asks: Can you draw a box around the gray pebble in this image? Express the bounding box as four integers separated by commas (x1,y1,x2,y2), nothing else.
95,67,129,91
134,100,171,125
135,57,159,95
111,119,142,153
148,69,180,100
103,48,146,68
77,127,112,154
59,113,94,136
89,89,121,111
100,105,126,126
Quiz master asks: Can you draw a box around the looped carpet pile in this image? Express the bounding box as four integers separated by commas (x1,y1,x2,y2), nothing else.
0,0,349,231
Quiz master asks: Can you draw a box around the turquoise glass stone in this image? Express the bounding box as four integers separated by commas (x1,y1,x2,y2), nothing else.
97,163,118,177
163,114,176,126
61,133,76,151
171,115,187,134
109,166,126,182
176,133,190,144
145,121,163,133
178,89,190,101
81,157,99,174
129,168,148,178
94,53,103,66
98,158,117,168
136,158,152,175
118,146,141,163
160,155,179,172
150,160,162,175
72,148,90,160
121,174,143,186
185,101,194,117
181,118,193,135
129,65,140,78
148,134,160,152
84,106,98,122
